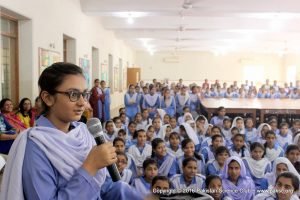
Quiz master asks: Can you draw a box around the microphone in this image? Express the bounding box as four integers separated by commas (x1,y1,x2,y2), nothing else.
86,118,121,182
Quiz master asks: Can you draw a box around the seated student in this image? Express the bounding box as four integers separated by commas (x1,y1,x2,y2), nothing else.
119,107,129,127
142,84,160,119
182,112,194,124
177,138,205,175
210,106,227,128
158,124,172,142
162,114,170,125
264,130,284,163
243,142,271,191
103,120,117,142
141,109,152,129
160,88,176,118
117,129,133,150
119,113,128,130
177,106,191,125
116,152,133,184
126,121,137,140
226,127,240,148
221,156,256,200
0,113,19,154
112,116,122,131
244,118,257,144
128,129,152,175
169,117,179,133
205,175,233,200
0,98,26,132
222,117,232,141
113,137,137,177
254,123,272,144
145,125,155,144
254,172,300,200
206,146,230,176
152,117,162,138
294,132,300,146
195,115,209,143
166,132,184,159
132,158,159,198
285,145,300,173
201,126,225,149
200,135,224,163
265,157,300,195
16,98,36,128
231,116,245,135
175,86,190,118
289,88,299,99
291,119,300,138
151,138,178,178
149,175,170,199
229,134,250,158
269,118,279,134
277,122,293,151
179,123,200,145
135,113,144,130
171,157,205,190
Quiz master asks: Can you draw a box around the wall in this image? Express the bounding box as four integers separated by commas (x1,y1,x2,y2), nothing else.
0,0,135,110
136,51,300,86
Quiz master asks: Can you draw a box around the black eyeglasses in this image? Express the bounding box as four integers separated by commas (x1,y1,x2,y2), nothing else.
54,90,91,102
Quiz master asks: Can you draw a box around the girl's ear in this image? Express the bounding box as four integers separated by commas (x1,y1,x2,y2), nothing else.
40,91,55,108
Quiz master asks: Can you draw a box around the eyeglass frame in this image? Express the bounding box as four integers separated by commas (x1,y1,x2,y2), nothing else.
53,90,91,102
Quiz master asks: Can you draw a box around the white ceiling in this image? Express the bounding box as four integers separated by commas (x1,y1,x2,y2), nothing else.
80,0,300,54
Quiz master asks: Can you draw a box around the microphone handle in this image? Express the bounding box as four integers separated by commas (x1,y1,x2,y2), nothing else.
94,135,121,182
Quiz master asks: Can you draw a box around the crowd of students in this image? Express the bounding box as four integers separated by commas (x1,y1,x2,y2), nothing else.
0,75,300,199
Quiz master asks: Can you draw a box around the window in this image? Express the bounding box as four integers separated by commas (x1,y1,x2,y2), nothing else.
1,15,18,103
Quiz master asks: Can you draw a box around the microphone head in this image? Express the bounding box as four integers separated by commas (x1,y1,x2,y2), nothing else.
86,118,103,138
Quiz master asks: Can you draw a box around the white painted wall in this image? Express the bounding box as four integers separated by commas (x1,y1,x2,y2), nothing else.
0,0,135,110
136,51,300,87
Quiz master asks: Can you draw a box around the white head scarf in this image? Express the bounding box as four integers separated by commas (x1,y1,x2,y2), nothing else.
256,123,272,138
293,133,300,145
195,115,209,134
158,124,171,141
265,157,300,187
183,112,194,123
156,109,166,121
180,122,199,145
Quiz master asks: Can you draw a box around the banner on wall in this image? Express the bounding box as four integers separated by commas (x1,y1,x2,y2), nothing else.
79,58,90,89
38,48,61,75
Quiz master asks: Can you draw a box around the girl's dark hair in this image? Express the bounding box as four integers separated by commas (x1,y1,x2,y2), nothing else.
151,176,170,188
215,146,230,156
133,129,146,139
112,116,121,123
182,157,197,168
276,172,299,191
117,129,126,136
151,138,165,158
116,151,128,161
143,158,158,170
196,116,206,122
217,106,225,112
0,98,12,111
250,142,266,157
181,138,202,160
113,137,125,146
205,175,222,189
231,127,240,134
211,134,223,142
286,145,300,155
169,132,180,140
105,120,114,129
18,98,32,118
38,62,84,114
264,130,276,148
232,133,245,141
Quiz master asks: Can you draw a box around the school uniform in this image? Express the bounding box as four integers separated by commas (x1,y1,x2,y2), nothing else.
153,153,179,178
243,157,271,191
276,132,293,151
171,174,205,190
128,144,152,168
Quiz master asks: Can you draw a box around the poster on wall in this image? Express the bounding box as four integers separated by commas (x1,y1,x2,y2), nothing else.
113,67,119,92
101,63,109,83
38,48,61,75
79,58,90,89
